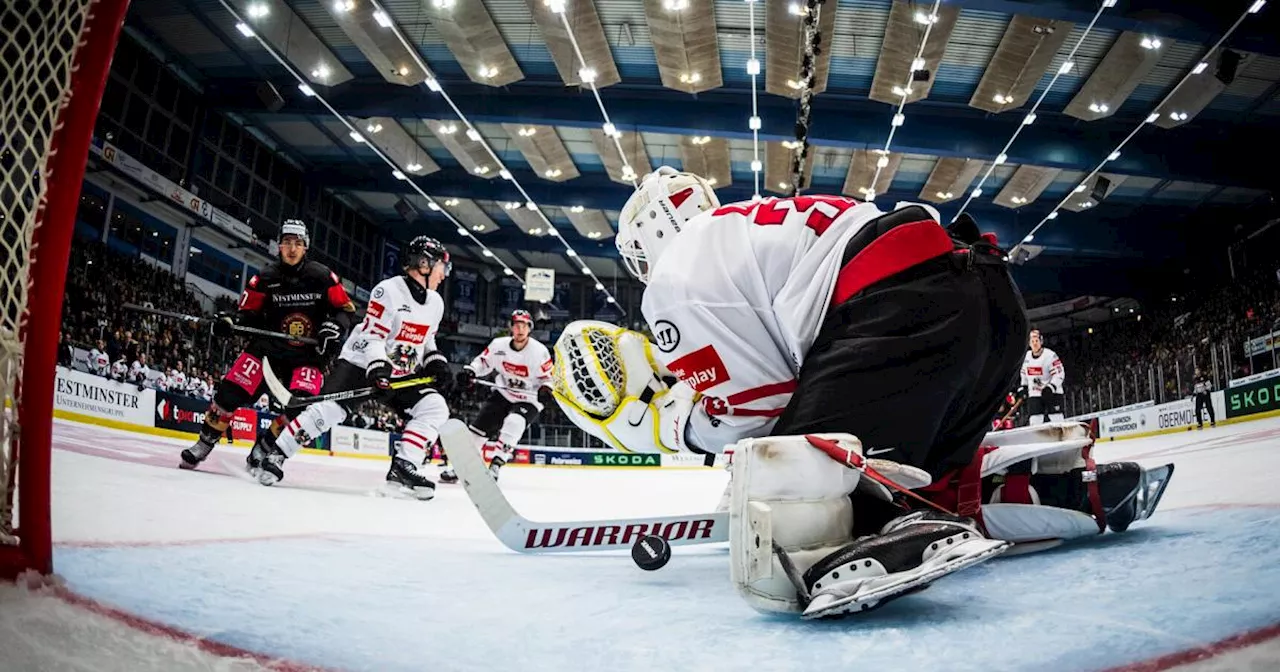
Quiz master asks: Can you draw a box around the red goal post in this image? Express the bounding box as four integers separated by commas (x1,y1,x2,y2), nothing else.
0,0,131,580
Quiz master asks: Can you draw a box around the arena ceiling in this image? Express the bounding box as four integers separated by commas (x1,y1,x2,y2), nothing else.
121,0,1279,296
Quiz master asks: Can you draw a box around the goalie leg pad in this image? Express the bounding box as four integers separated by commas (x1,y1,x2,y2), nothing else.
730,433,863,614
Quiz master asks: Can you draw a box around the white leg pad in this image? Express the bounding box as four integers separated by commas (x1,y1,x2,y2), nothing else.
277,401,347,458
498,412,527,448
730,433,863,615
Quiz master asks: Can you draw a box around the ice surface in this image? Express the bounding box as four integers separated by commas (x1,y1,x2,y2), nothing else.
1,417,1278,671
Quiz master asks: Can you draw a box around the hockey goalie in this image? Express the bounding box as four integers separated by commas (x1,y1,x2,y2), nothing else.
552,167,1172,619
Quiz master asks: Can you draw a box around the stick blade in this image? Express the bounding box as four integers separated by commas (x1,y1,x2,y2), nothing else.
261,357,293,407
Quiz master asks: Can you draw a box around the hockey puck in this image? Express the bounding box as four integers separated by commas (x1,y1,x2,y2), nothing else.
631,534,671,571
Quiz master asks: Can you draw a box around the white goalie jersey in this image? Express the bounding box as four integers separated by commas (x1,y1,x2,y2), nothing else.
640,196,905,454
340,276,444,376
467,337,553,409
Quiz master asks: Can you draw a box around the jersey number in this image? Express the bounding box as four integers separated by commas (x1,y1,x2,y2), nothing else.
712,196,859,236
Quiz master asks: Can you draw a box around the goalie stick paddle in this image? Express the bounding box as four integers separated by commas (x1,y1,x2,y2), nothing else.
438,419,728,554
261,357,434,409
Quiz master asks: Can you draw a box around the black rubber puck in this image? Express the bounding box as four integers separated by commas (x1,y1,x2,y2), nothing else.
631,534,671,571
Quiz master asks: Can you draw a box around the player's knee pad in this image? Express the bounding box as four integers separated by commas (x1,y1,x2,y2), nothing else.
397,393,449,463
277,401,347,458
729,433,865,614
498,412,528,447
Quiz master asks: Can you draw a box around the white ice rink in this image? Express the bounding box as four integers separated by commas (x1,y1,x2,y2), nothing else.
3,416,1280,671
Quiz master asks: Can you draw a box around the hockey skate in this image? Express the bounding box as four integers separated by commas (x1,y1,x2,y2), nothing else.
257,448,287,486
791,511,1009,619
485,442,515,482
385,457,436,500
1096,461,1175,533
179,437,215,470
245,432,274,477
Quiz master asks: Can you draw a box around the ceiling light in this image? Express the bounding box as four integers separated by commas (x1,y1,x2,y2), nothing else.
432,0,455,8
478,65,499,79
1169,111,1189,121
530,228,542,235
603,122,618,137
1047,211,1059,220
1075,184,1087,193
466,128,481,142
518,127,537,137
779,182,789,189
1011,196,1027,204
588,232,601,239
246,3,269,19
781,140,801,149
428,202,441,211
526,201,538,211
891,113,905,126
235,22,254,37
691,135,711,145
788,3,803,16
398,66,410,77
876,155,889,168
439,123,457,134
994,153,1007,165
785,79,803,90
750,160,762,172
445,198,459,206
1140,36,1162,50
505,202,520,210
1024,234,1034,242
581,266,591,274
366,122,383,133
334,0,354,12
298,84,314,96
473,166,490,175
348,131,365,143
1058,61,1074,74
1249,0,1266,13
607,297,616,304
578,67,597,83
456,227,466,236
1192,62,1208,75
746,58,760,75
621,167,637,181
892,85,913,97
936,191,953,199
595,282,604,290
971,187,983,198
407,162,422,172
546,0,566,12
544,168,562,178
680,72,701,84
914,10,937,24
1088,102,1110,114
426,78,442,92
1079,201,1093,208
663,0,689,10
749,116,761,130
1146,112,1160,123
373,10,392,27
504,268,514,276
312,64,331,79
1023,113,1037,125
569,205,584,213
392,170,406,180
1107,151,1121,161
499,169,512,180
911,58,925,71
993,93,1011,105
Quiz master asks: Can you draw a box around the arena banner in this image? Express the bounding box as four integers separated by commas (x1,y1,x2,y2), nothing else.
499,277,523,313
1097,392,1227,438
1226,376,1280,420
452,269,477,313
231,408,259,442
660,453,721,468
154,390,212,433
332,425,392,456
54,367,154,426
529,450,589,466
588,452,661,468
1228,367,1280,389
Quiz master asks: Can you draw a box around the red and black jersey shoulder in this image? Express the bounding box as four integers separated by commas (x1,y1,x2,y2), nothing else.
238,260,354,348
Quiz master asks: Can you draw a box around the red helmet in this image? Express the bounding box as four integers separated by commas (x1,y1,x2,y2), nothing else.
511,310,533,326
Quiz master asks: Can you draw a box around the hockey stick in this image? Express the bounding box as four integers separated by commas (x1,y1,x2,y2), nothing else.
123,303,317,345
438,419,727,554
473,379,526,394
261,357,435,409
998,398,1023,425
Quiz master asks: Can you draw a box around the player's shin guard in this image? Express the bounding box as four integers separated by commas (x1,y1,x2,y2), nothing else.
260,400,348,486
385,394,447,500
498,413,527,449
729,433,1007,618
180,404,235,469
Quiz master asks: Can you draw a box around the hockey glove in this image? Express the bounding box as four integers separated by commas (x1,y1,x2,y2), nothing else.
419,352,451,390
455,367,476,389
211,313,237,338
315,320,344,358
537,385,555,409
366,360,393,393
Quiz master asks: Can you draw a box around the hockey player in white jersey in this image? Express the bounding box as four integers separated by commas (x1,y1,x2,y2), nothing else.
258,236,453,499
444,309,554,483
1018,328,1065,425
551,166,1172,619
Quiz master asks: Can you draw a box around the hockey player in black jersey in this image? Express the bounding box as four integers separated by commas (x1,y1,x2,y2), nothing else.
179,219,356,471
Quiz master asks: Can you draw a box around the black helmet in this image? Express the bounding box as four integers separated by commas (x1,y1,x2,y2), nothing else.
404,235,451,277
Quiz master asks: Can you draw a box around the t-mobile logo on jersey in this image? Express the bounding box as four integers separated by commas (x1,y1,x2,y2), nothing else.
668,345,730,393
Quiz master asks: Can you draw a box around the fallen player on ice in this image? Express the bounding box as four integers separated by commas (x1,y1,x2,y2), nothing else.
540,167,1173,620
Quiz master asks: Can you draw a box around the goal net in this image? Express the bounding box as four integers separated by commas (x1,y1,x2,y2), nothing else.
0,0,130,580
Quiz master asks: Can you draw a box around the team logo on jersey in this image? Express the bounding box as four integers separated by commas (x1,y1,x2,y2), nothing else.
373,287,384,299
367,301,385,319
282,313,314,341
502,361,529,377
653,320,680,353
1027,366,1044,376
668,345,729,393
396,322,430,344
541,359,554,374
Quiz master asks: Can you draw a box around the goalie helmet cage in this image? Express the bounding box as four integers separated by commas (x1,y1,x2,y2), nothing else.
0,0,131,580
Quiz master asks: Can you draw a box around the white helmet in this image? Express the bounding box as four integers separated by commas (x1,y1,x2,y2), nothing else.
616,166,719,283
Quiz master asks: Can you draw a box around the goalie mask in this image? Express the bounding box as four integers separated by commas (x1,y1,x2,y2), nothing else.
616,166,720,284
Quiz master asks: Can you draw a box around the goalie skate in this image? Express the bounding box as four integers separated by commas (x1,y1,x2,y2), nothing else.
792,511,1009,619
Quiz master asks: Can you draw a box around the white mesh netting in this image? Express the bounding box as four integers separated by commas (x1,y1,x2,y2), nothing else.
1,0,98,544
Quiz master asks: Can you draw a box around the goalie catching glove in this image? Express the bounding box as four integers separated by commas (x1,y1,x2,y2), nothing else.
551,320,696,454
